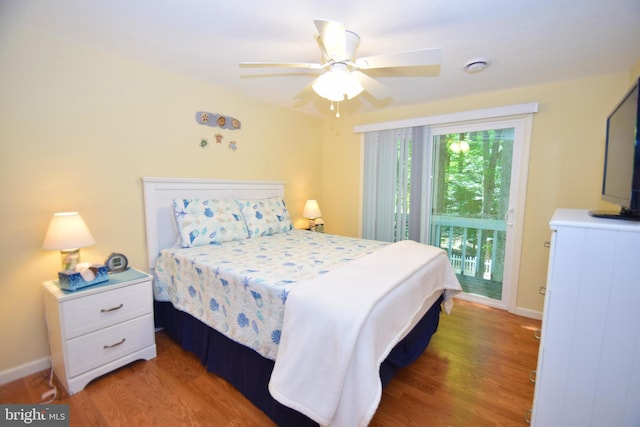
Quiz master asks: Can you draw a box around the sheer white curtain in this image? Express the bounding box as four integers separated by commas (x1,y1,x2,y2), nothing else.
363,127,424,242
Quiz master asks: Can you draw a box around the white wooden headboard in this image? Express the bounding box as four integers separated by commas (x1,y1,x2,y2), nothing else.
142,177,286,271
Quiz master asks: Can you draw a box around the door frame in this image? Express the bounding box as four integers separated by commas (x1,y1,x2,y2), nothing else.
424,115,534,312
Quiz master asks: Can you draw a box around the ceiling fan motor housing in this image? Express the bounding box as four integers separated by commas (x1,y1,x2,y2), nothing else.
343,30,360,62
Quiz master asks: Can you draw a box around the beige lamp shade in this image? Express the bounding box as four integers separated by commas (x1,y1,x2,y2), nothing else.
43,212,96,271
302,200,322,219
42,212,95,250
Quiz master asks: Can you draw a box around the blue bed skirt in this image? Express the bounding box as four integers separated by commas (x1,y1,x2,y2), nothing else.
154,295,442,426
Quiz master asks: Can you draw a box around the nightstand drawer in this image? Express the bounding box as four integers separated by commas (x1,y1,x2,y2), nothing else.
66,313,154,378
62,280,152,339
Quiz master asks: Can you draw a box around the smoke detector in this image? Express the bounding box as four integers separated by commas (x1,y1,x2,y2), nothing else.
463,58,490,73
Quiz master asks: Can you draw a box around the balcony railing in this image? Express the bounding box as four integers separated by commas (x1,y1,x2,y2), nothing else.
431,215,506,281
450,254,493,279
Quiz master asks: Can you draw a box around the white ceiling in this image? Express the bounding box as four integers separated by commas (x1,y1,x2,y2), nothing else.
3,0,640,118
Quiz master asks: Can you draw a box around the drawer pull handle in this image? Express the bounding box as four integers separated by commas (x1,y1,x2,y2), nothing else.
100,303,123,313
103,338,126,349
529,370,536,384
534,328,541,340
524,409,532,424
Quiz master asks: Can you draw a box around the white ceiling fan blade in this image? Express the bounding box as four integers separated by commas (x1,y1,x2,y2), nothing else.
314,19,346,60
240,61,325,70
293,76,321,101
356,48,442,69
352,71,390,99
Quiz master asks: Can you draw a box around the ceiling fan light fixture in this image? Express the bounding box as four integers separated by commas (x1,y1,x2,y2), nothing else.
343,75,364,99
312,63,364,102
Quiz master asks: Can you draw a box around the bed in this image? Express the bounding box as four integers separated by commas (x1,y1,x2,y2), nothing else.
142,177,461,426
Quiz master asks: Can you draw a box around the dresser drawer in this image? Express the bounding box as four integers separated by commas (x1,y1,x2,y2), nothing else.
62,280,152,339
65,313,154,378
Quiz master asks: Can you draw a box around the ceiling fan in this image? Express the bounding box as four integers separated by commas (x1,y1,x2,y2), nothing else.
240,19,442,116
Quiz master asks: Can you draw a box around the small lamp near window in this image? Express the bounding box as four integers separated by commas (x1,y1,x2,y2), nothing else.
42,212,96,271
302,200,322,231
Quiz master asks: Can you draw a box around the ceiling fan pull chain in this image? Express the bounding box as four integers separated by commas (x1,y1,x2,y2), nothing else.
336,101,341,118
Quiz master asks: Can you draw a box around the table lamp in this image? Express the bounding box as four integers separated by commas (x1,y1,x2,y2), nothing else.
302,200,322,231
42,212,96,271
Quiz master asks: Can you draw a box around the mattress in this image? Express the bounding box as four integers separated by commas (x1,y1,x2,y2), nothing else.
153,230,388,359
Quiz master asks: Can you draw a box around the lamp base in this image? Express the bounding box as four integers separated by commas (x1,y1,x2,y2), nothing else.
60,249,81,271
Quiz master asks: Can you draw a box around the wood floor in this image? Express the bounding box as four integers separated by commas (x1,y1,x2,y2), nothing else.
1,300,541,426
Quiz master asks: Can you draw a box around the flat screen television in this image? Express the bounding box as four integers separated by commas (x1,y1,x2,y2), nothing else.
590,77,640,221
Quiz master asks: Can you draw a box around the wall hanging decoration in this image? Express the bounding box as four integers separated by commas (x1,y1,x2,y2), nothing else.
195,112,240,151
196,111,241,130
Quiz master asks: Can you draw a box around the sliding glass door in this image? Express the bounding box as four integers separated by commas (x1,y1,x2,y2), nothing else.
427,119,526,308
361,107,535,311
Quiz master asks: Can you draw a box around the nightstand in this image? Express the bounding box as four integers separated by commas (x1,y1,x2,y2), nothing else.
42,268,157,395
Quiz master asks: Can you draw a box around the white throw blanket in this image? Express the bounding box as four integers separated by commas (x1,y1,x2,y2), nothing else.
269,240,462,426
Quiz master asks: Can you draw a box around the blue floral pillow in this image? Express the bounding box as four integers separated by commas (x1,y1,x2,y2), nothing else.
173,198,249,247
236,197,293,238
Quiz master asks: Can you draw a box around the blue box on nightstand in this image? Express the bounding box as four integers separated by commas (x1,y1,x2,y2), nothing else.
57,264,109,291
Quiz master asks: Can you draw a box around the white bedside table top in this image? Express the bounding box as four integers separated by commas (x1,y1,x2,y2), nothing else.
43,268,151,301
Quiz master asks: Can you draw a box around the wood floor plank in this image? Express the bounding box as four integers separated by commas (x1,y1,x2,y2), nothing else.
0,300,540,426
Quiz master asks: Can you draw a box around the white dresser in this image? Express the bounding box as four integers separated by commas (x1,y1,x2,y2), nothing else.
531,209,640,426
43,268,157,395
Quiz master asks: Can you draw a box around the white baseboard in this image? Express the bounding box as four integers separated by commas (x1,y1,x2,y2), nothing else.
512,306,543,320
0,357,51,386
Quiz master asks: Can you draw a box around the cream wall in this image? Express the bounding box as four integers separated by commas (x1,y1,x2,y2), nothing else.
0,27,322,375
2,17,638,381
320,72,634,314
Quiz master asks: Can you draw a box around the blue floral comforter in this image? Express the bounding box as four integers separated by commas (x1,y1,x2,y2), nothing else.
153,230,388,360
